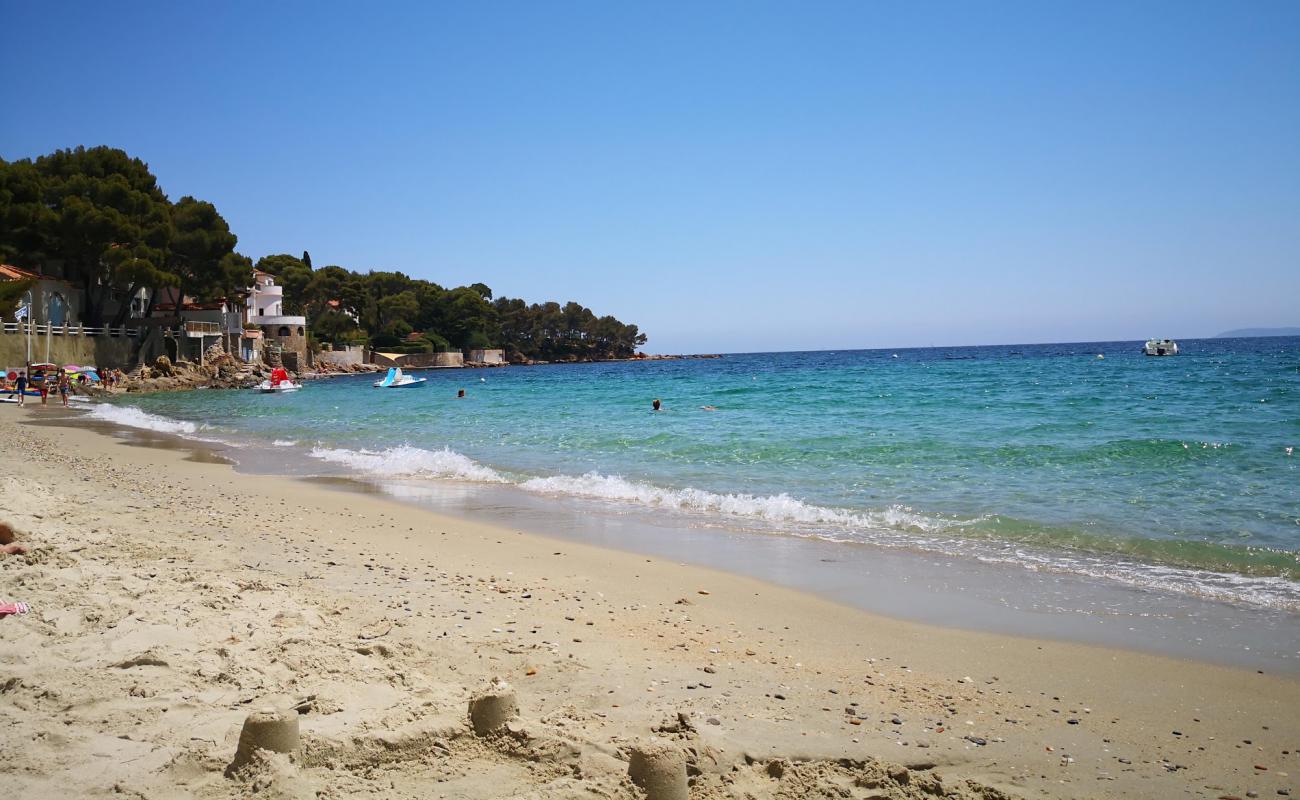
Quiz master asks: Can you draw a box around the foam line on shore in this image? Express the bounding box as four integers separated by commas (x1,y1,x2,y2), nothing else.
61,413,1300,615
302,444,1300,612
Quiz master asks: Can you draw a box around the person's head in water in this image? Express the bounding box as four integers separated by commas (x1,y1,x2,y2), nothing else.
457,389,465,398
652,398,662,411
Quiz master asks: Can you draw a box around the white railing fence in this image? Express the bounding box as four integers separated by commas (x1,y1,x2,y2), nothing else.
1,322,140,337
181,321,221,335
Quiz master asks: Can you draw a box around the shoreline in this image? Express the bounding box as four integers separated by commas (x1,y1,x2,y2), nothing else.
3,403,1299,798
68,395,1300,672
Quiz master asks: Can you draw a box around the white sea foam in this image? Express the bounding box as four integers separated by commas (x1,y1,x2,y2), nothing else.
293,449,1300,613
86,404,198,435
272,439,297,447
517,471,966,534
308,445,506,483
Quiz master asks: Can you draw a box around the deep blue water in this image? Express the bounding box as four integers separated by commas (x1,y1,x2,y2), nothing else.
95,337,1300,611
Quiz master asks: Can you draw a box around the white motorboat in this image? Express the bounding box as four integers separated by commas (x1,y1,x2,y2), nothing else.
258,367,302,393
258,380,301,393
1143,339,1179,356
374,367,427,388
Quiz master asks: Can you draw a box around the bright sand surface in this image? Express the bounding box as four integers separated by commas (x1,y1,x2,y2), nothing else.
1,404,1298,799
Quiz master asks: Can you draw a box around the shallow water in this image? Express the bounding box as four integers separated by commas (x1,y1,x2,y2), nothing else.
98,337,1299,615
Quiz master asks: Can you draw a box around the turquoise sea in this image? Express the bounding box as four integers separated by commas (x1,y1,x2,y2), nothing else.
92,337,1300,613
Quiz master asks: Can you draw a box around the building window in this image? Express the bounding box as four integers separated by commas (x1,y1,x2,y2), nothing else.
259,308,264,316
278,326,291,337
297,326,304,335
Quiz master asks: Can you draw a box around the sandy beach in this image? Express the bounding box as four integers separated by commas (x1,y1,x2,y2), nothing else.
1,404,1297,799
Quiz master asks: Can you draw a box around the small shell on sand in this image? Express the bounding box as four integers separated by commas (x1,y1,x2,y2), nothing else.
628,740,688,800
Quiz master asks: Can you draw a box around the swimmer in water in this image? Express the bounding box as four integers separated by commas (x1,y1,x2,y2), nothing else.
700,405,717,411
652,398,662,411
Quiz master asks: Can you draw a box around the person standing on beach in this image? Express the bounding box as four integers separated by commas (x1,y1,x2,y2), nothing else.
14,373,26,406
58,373,70,406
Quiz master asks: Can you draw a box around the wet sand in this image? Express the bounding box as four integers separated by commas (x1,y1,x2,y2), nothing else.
307,475,1300,674
2,403,1299,799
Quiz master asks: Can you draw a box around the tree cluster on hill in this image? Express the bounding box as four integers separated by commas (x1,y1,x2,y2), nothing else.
0,146,249,326
0,146,648,359
254,253,647,360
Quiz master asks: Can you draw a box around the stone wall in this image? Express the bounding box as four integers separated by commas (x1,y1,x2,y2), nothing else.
262,328,308,370
466,348,505,364
0,329,136,370
372,351,463,368
314,347,365,369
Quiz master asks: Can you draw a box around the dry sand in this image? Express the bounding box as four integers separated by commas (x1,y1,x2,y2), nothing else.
1,405,1297,799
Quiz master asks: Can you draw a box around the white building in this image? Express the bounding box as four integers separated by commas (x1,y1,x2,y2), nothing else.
247,270,309,369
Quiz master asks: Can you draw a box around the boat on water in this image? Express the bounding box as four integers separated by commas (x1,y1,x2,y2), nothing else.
1143,339,1179,356
257,367,302,393
374,367,427,388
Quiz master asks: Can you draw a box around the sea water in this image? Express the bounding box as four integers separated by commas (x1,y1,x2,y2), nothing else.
94,337,1299,618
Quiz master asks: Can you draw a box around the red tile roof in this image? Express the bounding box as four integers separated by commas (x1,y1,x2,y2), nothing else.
0,264,44,281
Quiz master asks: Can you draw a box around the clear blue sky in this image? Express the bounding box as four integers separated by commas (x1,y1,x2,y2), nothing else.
3,1,1297,353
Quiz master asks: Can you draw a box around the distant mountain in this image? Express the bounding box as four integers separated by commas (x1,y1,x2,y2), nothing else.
1215,327,1300,338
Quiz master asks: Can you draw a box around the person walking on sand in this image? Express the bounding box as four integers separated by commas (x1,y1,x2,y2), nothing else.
14,372,26,406
58,373,70,406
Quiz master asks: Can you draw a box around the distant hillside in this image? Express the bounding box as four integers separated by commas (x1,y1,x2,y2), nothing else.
1215,327,1300,338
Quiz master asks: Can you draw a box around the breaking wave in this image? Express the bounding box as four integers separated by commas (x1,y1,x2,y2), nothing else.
308,445,507,483
86,405,199,435
291,443,1300,613
517,471,970,534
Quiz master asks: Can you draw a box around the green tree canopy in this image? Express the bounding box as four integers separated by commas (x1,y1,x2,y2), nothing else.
0,277,34,320
37,146,173,325
1,147,649,357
